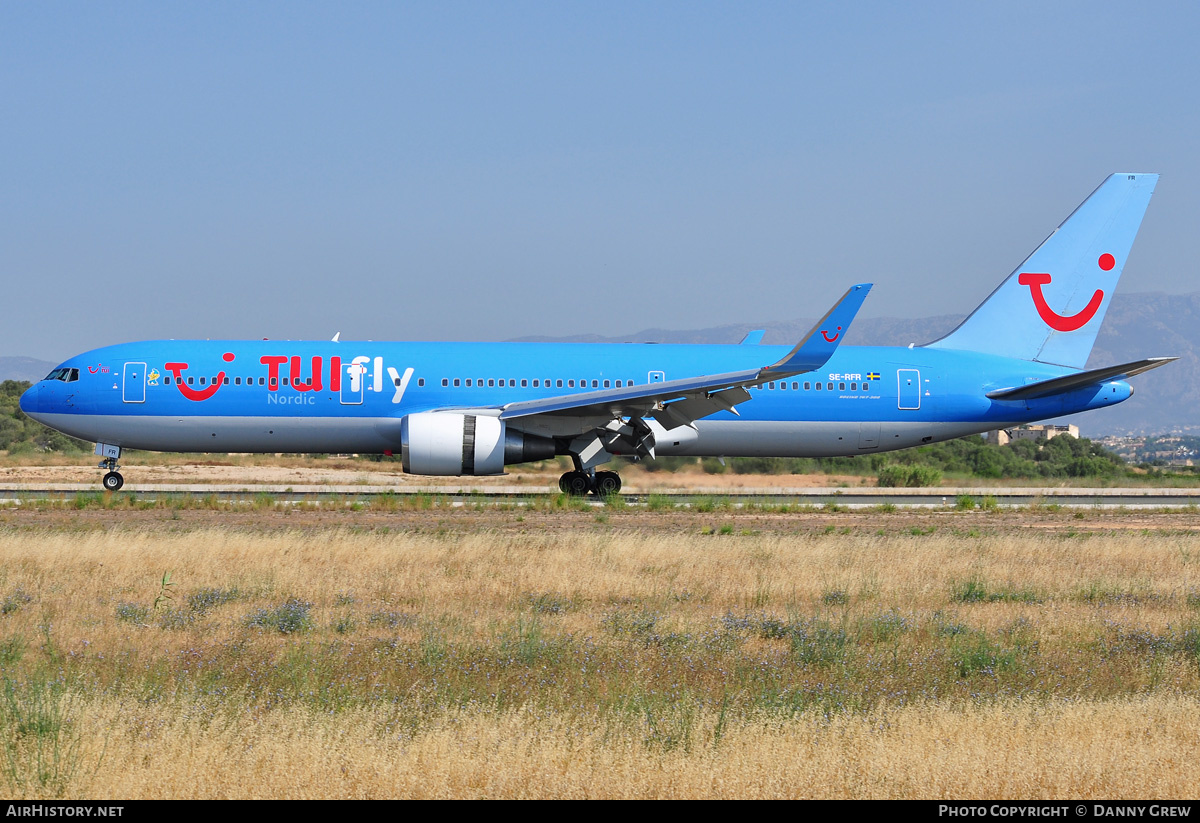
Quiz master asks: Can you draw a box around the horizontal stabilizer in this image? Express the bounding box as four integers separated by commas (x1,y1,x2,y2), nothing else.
739,330,765,345
986,357,1176,401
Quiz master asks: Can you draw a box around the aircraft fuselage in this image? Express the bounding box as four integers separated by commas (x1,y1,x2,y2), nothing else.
21,338,1130,458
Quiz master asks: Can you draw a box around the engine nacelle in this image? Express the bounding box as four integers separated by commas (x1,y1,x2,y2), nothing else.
400,413,556,476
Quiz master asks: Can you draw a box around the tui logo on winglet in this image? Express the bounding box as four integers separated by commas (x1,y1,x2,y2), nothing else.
820,326,842,343
1018,254,1113,333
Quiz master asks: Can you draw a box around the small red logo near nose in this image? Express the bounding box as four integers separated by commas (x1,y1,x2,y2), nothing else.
1018,258,1108,332
821,326,842,343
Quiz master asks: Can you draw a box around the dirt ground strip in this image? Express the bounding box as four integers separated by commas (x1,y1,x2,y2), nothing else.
0,461,875,490
1,501,1196,535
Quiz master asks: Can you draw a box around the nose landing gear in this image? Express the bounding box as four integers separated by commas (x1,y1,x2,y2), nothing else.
95,444,124,491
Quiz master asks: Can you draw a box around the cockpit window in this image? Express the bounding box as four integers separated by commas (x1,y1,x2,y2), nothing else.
43,368,79,383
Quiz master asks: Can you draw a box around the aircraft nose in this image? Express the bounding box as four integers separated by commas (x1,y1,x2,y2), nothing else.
19,384,40,416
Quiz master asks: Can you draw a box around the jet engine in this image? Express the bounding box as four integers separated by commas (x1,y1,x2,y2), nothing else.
400,412,556,476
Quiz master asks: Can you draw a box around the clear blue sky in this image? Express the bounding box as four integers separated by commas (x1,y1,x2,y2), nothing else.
3,1,1197,360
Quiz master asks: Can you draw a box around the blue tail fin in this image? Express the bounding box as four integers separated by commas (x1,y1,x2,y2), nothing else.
925,173,1158,369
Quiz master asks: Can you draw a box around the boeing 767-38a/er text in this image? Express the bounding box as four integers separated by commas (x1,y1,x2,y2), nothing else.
21,174,1174,495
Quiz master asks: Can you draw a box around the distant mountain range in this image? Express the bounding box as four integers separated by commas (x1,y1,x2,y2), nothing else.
0,356,56,384
3,292,1195,436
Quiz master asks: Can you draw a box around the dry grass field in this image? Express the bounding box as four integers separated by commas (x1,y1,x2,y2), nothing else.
1,499,1199,798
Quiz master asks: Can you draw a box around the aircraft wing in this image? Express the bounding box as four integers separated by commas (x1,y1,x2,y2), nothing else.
497,283,872,433
985,357,1177,401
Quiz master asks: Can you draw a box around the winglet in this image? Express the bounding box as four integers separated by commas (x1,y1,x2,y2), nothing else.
760,283,872,379
739,330,766,345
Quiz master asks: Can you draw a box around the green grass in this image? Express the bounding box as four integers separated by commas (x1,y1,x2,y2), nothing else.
951,577,1043,604
0,676,98,797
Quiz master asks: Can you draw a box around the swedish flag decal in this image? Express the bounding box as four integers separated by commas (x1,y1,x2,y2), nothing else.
866,372,880,381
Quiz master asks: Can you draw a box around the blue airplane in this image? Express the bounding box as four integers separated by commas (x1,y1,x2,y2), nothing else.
21,173,1172,495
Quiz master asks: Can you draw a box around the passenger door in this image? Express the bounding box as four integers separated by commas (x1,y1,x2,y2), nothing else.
122,362,146,404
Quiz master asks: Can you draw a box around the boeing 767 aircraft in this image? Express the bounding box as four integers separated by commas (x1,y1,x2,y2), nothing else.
21,173,1173,495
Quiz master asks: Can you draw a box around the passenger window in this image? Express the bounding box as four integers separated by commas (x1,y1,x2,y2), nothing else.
568,380,575,388
188,377,195,385
603,380,610,388
441,378,448,387
259,377,266,386
815,383,821,391
509,379,516,387
453,379,460,387
851,382,856,391
283,378,289,385
592,380,598,388
769,382,775,390
488,379,494,387
268,378,275,387
616,380,622,388
791,382,798,390
394,377,402,386
235,377,241,385
804,382,810,390
827,383,833,391
533,379,540,387
224,377,230,385
418,378,425,387
200,377,206,385
839,382,845,391
557,380,563,388
465,379,472,387
862,382,869,391
521,379,528,387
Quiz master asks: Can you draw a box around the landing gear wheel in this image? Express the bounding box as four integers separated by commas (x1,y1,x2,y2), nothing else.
561,471,591,496
102,471,124,492
594,471,622,496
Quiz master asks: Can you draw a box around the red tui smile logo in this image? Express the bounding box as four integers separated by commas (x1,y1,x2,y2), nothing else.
165,352,235,401
1018,254,1112,332
821,326,842,343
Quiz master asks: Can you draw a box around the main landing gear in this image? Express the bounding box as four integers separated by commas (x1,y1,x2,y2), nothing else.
558,469,622,497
